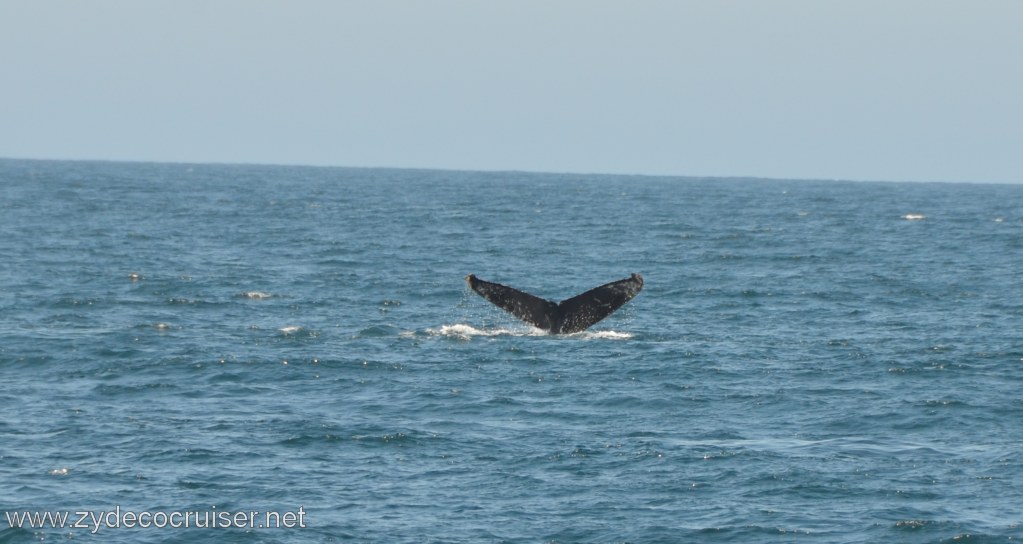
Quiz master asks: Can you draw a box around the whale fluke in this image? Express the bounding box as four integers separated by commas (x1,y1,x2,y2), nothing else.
465,273,643,334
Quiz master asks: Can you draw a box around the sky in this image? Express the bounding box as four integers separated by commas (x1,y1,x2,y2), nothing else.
1,1,1021,183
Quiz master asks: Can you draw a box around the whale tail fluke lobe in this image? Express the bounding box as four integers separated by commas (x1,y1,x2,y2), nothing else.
555,274,644,333
465,275,559,331
465,273,643,334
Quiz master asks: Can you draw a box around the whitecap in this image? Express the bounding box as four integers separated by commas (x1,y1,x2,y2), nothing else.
278,326,303,335
902,214,926,220
48,468,70,476
242,291,273,300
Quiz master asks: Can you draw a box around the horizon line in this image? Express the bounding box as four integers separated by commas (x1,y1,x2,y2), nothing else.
0,154,1012,187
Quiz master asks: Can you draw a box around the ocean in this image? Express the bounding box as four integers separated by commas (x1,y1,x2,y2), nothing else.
1,158,1021,543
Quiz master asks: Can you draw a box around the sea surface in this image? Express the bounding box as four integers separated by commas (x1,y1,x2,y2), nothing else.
1,159,1022,543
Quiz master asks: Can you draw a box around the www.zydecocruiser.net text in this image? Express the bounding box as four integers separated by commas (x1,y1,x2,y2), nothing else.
5,506,307,534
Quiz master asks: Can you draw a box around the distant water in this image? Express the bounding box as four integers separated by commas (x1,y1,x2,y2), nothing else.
2,159,1022,543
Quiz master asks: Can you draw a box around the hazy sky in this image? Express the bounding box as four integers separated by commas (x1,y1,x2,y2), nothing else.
2,1,1021,183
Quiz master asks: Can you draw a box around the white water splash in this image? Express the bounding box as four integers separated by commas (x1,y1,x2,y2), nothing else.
574,330,634,340
427,324,631,340
428,324,528,339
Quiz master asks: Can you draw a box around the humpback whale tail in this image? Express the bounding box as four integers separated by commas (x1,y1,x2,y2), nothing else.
465,273,643,334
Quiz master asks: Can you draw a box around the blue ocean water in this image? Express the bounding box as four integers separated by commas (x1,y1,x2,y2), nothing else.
1,158,1022,543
